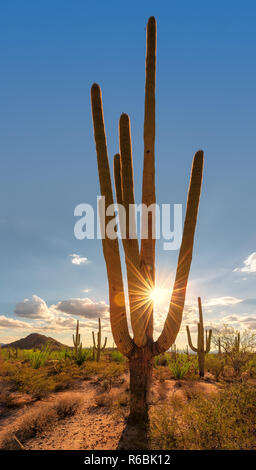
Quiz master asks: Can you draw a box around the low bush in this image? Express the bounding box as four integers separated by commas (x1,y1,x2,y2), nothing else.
150,382,256,450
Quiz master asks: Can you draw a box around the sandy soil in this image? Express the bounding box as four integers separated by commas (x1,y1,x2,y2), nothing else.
0,375,220,450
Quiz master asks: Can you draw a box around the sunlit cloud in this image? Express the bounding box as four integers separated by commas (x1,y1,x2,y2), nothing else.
55,297,109,319
204,296,243,307
233,252,256,273
0,315,32,329
14,295,52,320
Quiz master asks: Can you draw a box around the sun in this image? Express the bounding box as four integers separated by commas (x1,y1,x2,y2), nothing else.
149,287,168,306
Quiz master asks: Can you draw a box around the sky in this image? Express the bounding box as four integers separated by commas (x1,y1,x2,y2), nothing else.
0,0,256,348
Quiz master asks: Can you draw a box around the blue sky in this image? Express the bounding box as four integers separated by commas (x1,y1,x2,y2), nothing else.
0,0,256,347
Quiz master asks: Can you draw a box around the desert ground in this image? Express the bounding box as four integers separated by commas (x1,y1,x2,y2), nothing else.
0,342,256,450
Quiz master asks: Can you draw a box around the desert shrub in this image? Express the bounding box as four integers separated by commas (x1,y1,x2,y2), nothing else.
95,392,113,407
53,393,81,419
150,382,256,450
205,354,224,381
244,357,256,377
154,353,170,367
169,356,191,380
31,344,50,369
110,350,125,363
74,347,92,366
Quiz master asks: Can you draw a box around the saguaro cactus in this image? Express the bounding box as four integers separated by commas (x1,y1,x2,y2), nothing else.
91,17,204,421
186,297,212,377
73,320,82,357
234,332,240,353
92,318,107,362
218,337,221,356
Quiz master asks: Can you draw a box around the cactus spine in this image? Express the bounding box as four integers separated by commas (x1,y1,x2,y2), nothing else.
92,318,107,362
73,320,82,357
91,17,204,421
186,297,212,377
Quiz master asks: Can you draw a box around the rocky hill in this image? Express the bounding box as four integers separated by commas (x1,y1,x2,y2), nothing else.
2,333,69,351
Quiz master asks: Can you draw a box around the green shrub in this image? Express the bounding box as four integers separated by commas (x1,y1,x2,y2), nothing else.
169,356,191,379
31,344,50,369
110,350,125,363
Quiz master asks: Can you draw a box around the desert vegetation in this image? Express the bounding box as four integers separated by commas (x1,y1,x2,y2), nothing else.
0,326,256,449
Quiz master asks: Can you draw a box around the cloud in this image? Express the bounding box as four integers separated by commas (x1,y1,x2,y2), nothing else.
14,295,52,319
234,252,256,273
55,298,109,319
70,254,89,265
0,315,32,329
204,296,243,307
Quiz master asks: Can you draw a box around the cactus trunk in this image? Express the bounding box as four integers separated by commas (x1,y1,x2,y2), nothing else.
129,346,153,422
92,318,107,362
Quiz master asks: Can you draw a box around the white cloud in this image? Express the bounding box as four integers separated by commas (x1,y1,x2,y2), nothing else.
55,298,109,319
70,254,89,265
14,295,52,319
234,252,256,273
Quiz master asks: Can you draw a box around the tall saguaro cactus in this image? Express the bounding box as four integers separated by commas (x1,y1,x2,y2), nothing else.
73,320,82,357
91,17,204,421
92,318,107,362
186,297,212,377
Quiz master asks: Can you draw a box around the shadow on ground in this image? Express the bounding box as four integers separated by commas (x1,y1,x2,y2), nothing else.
117,420,149,450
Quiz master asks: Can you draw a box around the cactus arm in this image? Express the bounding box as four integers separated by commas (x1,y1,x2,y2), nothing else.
140,17,156,344
102,337,107,350
91,84,133,357
140,16,156,300
198,298,204,351
119,114,139,255
154,150,204,354
119,113,152,347
186,325,198,352
205,329,212,354
113,154,124,206
92,331,96,349
98,318,101,349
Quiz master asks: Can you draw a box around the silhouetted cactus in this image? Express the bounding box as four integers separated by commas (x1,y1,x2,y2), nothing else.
92,318,107,362
91,16,204,420
73,320,82,357
218,337,221,356
234,332,240,353
186,297,212,377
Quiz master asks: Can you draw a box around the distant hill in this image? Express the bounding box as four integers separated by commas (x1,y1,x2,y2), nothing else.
2,333,69,351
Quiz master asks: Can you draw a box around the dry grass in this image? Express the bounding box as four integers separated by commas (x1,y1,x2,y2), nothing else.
0,392,82,450
150,382,256,450
95,390,129,410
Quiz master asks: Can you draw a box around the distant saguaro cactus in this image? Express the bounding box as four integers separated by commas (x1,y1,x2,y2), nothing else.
218,337,221,356
73,320,82,357
92,318,107,362
186,297,212,377
91,17,204,421
234,332,240,353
